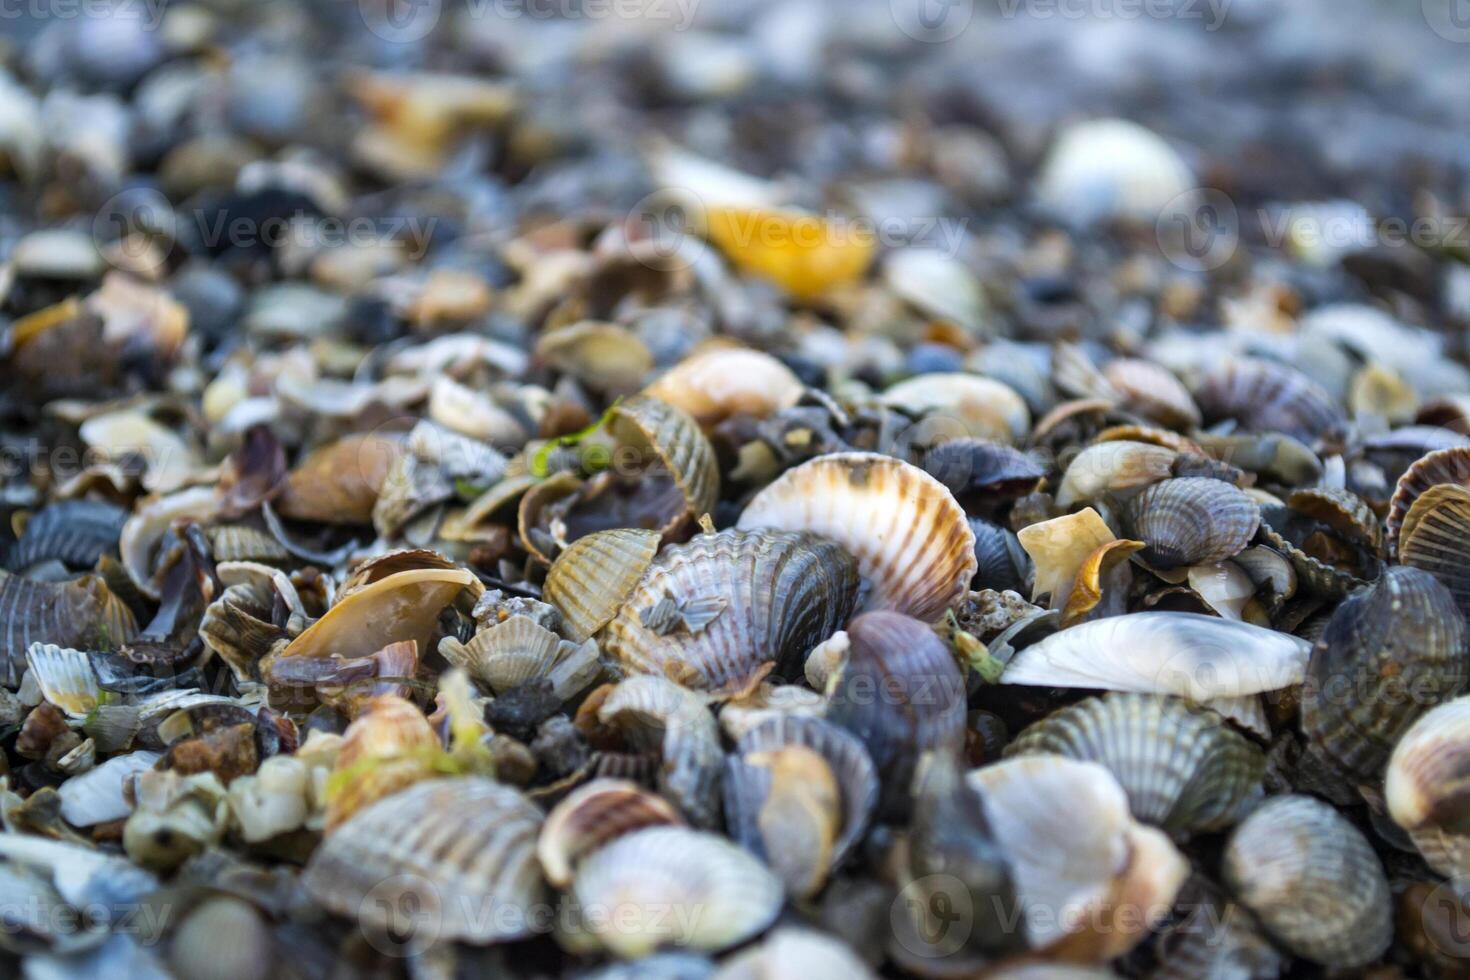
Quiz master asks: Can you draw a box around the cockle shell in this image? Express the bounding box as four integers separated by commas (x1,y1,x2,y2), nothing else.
644,347,804,425
1193,357,1345,443
596,675,723,827
1005,693,1264,835
23,644,102,718
439,615,600,701
78,409,200,493
1222,794,1391,969
880,373,1031,444
304,777,545,945
1386,697,1470,889
1102,358,1200,430
1122,477,1259,569
738,452,976,621
1399,483,1470,621
543,528,660,643
601,529,858,695
538,779,684,887
0,572,137,687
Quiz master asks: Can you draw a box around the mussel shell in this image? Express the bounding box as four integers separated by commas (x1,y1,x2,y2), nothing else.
825,611,966,818
1302,566,1469,783
303,777,545,945
601,528,858,695
738,452,976,622
969,518,1031,595
3,501,129,572
1387,446,1470,557
1398,484,1470,622
1005,693,1264,835
543,528,660,643
922,440,1045,503
1222,794,1391,969
1193,357,1345,443
1122,478,1259,570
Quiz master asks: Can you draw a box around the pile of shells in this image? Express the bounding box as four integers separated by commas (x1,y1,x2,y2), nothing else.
1,0,1469,976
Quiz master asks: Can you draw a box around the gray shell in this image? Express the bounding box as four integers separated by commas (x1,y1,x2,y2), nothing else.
1122,478,1259,570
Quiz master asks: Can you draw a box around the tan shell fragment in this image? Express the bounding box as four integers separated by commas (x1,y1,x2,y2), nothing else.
543,528,660,643
1061,538,1145,625
1054,441,1177,509
643,346,804,425
324,695,440,830
738,452,976,621
1017,507,1118,609
275,433,404,525
881,373,1031,444
277,566,478,663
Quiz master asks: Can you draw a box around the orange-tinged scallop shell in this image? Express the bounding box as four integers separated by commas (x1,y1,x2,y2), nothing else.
1387,447,1470,558
543,529,660,643
324,694,441,830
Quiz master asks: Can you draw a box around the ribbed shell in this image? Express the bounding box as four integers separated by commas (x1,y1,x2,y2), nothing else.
3,500,129,571
0,571,137,687
1287,486,1383,555
537,779,684,887
1399,484,1470,623
24,643,102,718
1255,504,1368,599
611,394,720,533
597,675,724,828
1123,478,1259,569
568,826,782,958
1222,795,1391,969
1005,693,1264,835
303,777,546,944
643,347,804,425
206,524,291,563
601,529,858,695
1302,567,1469,783
1387,446,1470,557
922,440,1045,500
826,611,966,817
544,529,660,643
737,453,976,621
1193,357,1345,442
442,615,598,700
1387,698,1470,887
727,715,878,869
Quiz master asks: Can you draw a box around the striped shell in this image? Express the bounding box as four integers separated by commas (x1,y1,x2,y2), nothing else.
537,779,684,887
1005,693,1264,835
439,615,599,700
1302,567,1469,783
601,529,858,695
565,826,782,958
1222,795,1391,969
1399,483,1470,622
23,644,102,718
543,529,660,643
0,571,137,687
596,675,724,827
1386,697,1470,887
303,777,545,944
610,394,720,536
643,347,804,425
738,453,976,621
1287,486,1383,555
1387,446,1470,557
1193,357,1345,442
2,500,128,572
880,373,1031,444
1122,478,1259,569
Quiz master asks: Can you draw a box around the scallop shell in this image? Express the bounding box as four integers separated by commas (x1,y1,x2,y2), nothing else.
880,373,1030,444
601,529,858,695
23,644,102,719
610,394,720,533
1286,485,1383,555
1222,794,1391,969
1005,694,1264,835
3,500,128,572
564,826,782,958
1053,441,1177,509
1102,358,1200,430
304,777,545,945
1193,357,1345,442
1122,478,1259,569
0,572,137,687
826,612,966,817
324,695,441,830
643,347,804,425
1399,485,1470,622
543,529,660,643
738,453,975,621
440,615,600,700
1302,566,1469,783
1001,612,1311,702
596,675,723,827
538,779,684,887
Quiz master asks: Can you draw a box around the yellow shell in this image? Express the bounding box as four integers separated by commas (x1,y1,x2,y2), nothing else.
543,529,661,643
703,206,875,301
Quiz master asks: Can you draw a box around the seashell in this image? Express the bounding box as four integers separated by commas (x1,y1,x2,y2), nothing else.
1184,561,1257,620
226,754,312,843
78,409,200,494
726,715,877,879
324,695,441,830
543,528,660,643
1061,538,1143,625
718,684,826,742
644,347,804,426
922,439,1045,503
1054,440,1177,509
563,826,782,958
1301,566,1468,783
1195,431,1323,486
123,770,229,871
602,529,858,695
721,744,840,897
1255,504,1371,599
1036,118,1195,227
1193,357,1345,443
1017,507,1121,610
1386,697,1470,889
880,373,1030,444
1121,478,1259,569
1400,484,1470,631
1286,485,1383,555
57,750,161,827
537,321,655,392
717,927,877,980
1222,794,1391,968
23,644,102,718
304,777,545,945
1101,358,1200,430
1151,876,1285,980
826,612,966,817
969,518,1031,595
1093,424,1202,455
883,248,987,334
1001,612,1311,704
738,453,975,621
538,779,684,888
595,675,723,827
968,756,1188,957
702,205,875,301
168,896,272,980
1349,362,1419,423
275,433,404,525
440,615,599,701
428,376,529,447
2,500,128,572
119,486,221,597
0,571,137,687
1005,694,1264,835
1388,446,1470,557
205,524,290,563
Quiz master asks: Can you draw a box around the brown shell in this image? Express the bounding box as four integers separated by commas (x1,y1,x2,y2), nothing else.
543,528,660,642
1387,447,1470,558
276,433,404,525
537,778,684,887
1103,358,1201,430
643,346,804,425
1122,478,1260,569
1286,486,1384,556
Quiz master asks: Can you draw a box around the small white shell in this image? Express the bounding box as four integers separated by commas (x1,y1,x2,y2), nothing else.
1036,118,1195,227
24,643,102,718
57,750,161,827
644,347,804,425
439,615,600,700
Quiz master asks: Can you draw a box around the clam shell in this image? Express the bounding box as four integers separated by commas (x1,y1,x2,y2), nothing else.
538,779,684,888
1302,566,1469,783
880,373,1031,444
1005,693,1264,834
1122,478,1259,569
1386,697,1470,885
1193,357,1345,442
643,347,804,425
601,529,858,695
597,675,723,827
1222,794,1391,968
738,453,975,621
1399,484,1470,621
3,500,128,572
277,566,477,664
304,777,545,945
0,572,137,687
1053,440,1176,510
276,433,403,525
440,615,599,700
544,529,660,643
1001,612,1311,701
23,644,102,719
826,612,966,817
565,826,782,958
1102,358,1200,430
